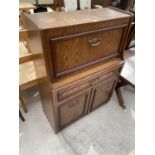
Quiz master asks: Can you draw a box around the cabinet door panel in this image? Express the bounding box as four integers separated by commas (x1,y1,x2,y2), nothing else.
51,27,124,78
91,78,117,111
58,92,89,128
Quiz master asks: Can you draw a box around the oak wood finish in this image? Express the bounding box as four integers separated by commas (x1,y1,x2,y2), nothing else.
51,26,124,77
51,62,123,132
51,58,124,89
25,7,132,82
59,91,90,129
25,7,131,30
19,54,33,64
19,61,37,90
57,71,116,101
90,76,118,111
19,29,38,113
19,2,36,27
19,2,36,11
24,8,131,133
19,29,31,53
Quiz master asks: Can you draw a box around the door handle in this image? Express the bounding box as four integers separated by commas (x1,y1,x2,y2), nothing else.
88,37,101,47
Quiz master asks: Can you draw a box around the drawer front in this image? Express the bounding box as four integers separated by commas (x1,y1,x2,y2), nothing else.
50,25,125,78
57,68,120,101
58,82,91,101
58,93,89,128
90,77,117,111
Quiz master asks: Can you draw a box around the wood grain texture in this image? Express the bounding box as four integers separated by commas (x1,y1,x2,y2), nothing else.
51,26,124,77
57,71,118,102
90,77,117,111
19,42,30,58
24,18,57,132
50,58,124,89
47,20,129,81
25,7,131,30
19,41,33,64
19,61,37,90
19,2,36,10
25,7,132,81
58,92,89,129
51,65,122,132
24,7,132,133
19,29,31,53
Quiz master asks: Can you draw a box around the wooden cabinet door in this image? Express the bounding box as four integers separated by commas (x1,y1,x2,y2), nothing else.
50,27,124,78
90,77,117,111
58,90,90,129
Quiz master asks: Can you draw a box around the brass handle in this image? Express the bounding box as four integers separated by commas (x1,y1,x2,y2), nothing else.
88,38,101,47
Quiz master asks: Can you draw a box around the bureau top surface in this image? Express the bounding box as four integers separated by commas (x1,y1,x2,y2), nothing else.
26,7,130,30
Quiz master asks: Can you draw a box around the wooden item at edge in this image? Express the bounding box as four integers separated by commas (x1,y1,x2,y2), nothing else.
19,110,25,121
24,8,132,133
19,93,28,113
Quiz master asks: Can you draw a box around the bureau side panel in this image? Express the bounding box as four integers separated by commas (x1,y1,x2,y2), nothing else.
24,16,56,132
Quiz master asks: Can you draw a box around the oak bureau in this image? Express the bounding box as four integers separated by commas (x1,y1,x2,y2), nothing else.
24,7,132,133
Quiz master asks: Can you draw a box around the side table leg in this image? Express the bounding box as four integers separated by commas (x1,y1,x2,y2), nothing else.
115,87,126,109
19,110,25,121
19,94,28,113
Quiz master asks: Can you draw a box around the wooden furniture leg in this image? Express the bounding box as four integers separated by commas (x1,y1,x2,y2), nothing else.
115,75,135,109
120,75,135,89
19,110,25,121
19,93,28,113
115,86,126,109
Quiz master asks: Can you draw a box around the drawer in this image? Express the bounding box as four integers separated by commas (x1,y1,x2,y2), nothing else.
58,82,91,101
50,25,125,78
57,69,119,101
58,92,89,128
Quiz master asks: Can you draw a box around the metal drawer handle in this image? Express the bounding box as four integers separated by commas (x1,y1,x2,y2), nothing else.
88,38,101,47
